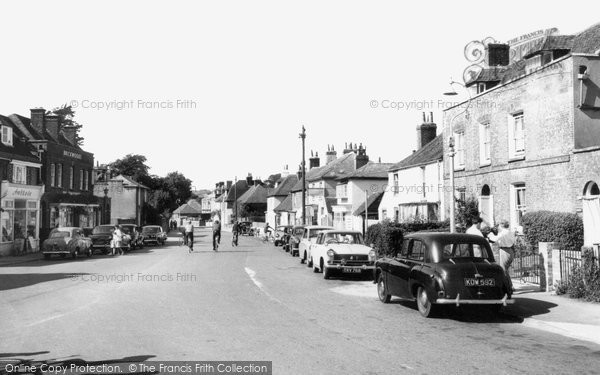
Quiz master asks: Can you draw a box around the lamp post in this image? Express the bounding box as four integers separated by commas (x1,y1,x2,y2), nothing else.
103,187,109,224
299,126,307,225
443,79,472,233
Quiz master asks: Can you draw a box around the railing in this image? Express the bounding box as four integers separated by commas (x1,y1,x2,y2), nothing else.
558,249,582,282
509,252,541,284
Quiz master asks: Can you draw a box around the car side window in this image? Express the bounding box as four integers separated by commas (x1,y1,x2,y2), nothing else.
408,240,425,262
398,239,411,258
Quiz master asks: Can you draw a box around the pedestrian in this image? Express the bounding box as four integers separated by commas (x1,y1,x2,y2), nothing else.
465,216,484,237
495,220,516,274
232,221,239,247
212,219,221,251
111,225,124,256
185,220,194,252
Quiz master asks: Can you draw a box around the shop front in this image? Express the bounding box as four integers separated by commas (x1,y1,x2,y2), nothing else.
0,182,44,256
48,203,100,229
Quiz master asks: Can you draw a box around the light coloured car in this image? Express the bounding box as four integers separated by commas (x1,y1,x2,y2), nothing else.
42,227,93,259
311,230,376,279
298,225,333,267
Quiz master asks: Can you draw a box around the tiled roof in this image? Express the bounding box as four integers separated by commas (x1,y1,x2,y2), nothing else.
573,22,600,54
337,161,395,180
389,135,443,172
353,192,384,216
268,174,299,197
523,35,576,58
0,115,40,163
274,194,293,212
174,203,202,215
225,180,251,202
309,152,357,181
238,185,268,205
466,67,507,86
290,165,326,192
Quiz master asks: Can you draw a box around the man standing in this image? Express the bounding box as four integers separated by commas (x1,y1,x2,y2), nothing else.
185,220,194,252
495,220,516,274
232,221,239,247
212,219,221,251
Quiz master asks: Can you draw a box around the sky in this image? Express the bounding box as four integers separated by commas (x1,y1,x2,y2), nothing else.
2,1,599,190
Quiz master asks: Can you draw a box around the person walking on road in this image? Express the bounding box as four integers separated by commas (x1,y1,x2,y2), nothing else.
111,225,124,256
212,219,221,251
185,220,194,252
232,221,239,247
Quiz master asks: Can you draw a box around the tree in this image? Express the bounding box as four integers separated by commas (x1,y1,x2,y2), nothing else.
108,154,150,182
50,104,84,145
455,195,479,232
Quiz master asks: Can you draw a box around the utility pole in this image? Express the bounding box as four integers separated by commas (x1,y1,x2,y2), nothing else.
234,176,237,223
300,126,307,225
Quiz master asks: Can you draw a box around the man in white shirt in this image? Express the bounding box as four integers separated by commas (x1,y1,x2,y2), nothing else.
495,220,516,273
185,220,194,252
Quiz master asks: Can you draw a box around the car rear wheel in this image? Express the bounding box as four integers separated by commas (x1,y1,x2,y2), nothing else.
417,286,436,318
377,274,391,303
72,249,79,259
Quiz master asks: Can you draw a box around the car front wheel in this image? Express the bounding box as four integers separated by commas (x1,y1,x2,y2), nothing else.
377,273,391,303
416,286,437,318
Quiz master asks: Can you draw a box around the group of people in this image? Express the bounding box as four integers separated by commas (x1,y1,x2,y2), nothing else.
466,217,516,274
110,224,125,256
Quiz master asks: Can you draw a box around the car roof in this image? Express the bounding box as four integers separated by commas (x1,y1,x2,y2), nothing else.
143,225,161,228
319,230,361,235
305,225,334,230
405,232,491,246
53,227,80,232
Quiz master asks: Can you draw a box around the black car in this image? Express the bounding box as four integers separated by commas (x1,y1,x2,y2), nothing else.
89,225,132,254
288,225,305,256
374,232,514,317
120,224,144,250
238,221,254,236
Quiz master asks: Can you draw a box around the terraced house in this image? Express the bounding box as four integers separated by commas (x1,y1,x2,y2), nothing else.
443,23,600,245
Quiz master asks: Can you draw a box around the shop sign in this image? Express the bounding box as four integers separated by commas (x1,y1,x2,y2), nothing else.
3,184,43,200
63,150,83,159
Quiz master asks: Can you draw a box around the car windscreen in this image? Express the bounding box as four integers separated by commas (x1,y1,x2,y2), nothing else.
142,227,160,233
323,233,363,244
442,242,492,259
50,231,70,238
121,227,132,234
309,228,330,239
294,228,304,236
93,226,113,234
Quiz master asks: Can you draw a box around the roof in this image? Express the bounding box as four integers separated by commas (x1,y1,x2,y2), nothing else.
11,112,84,149
338,162,395,181
238,185,268,205
389,135,443,172
290,165,326,192
274,194,293,212
225,180,251,202
268,174,299,197
466,67,507,86
308,152,357,181
572,22,600,54
353,192,384,216
0,115,40,163
112,175,150,189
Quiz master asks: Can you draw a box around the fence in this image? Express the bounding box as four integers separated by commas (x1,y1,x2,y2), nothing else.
557,249,583,282
509,252,541,284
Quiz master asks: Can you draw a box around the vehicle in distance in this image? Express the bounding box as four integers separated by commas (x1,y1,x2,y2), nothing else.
42,227,93,259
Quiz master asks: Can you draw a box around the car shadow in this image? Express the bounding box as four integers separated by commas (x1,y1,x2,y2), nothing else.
388,297,557,323
0,273,89,291
0,354,157,375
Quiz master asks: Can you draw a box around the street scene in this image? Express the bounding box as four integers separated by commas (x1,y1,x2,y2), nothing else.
3,1,600,375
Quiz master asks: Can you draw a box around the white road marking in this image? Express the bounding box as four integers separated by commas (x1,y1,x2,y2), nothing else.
244,267,281,304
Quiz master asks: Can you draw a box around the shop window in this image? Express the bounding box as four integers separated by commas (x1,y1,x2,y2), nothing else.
1,202,14,242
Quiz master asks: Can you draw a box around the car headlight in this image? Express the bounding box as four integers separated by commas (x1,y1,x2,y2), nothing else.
327,249,335,259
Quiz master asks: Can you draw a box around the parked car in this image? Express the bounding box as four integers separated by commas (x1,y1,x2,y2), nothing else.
288,225,305,256
374,232,514,318
142,225,167,245
311,230,376,279
299,225,334,266
120,224,144,249
273,225,294,248
90,225,132,254
238,221,254,236
42,227,93,259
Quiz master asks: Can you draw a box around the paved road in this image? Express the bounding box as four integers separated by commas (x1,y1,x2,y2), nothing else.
1,228,599,374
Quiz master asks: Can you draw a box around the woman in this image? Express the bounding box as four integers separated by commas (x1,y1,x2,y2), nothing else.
111,225,124,256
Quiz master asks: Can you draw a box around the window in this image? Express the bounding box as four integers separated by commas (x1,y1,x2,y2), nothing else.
12,164,27,184
454,132,465,169
508,113,525,159
456,187,466,203
57,164,63,188
399,239,411,257
409,240,425,261
84,170,89,191
50,164,56,187
394,207,399,222
393,173,399,195
512,183,526,230
1,126,13,146
381,209,387,220
479,122,491,165
69,166,74,190
79,169,84,190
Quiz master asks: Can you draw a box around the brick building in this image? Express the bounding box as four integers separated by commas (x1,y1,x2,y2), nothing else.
10,109,99,241
443,23,600,245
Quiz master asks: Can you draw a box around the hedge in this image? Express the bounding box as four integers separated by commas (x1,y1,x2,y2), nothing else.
555,248,600,302
521,211,583,251
366,220,449,257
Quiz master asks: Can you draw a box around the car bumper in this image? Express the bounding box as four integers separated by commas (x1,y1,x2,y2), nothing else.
435,294,514,306
43,250,71,255
326,264,375,271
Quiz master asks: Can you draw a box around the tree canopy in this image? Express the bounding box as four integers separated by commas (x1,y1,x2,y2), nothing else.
50,104,84,145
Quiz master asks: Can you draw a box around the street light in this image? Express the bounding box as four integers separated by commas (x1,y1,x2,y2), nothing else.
443,79,472,233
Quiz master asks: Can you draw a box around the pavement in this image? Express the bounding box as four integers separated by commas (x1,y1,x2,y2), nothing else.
2,238,600,347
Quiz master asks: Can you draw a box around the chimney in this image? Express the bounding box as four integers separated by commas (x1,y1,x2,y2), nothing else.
355,143,369,170
246,173,253,186
62,126,77,145
30,108,45,137
253,178,262,186
45,113,60,141
343,142,354,154
281,165,290,177
487,44,510,67
326,145,337,164
416,112,437,149
309,150,320,169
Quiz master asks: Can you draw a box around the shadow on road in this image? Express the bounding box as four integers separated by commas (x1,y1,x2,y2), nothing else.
0,273,89,291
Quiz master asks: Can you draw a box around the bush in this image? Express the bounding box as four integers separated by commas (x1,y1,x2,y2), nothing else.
366,219,449,258
455,196,479,233
555,249,600,302
522,211,583,251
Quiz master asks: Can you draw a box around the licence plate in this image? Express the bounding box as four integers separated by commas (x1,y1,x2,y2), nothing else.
464,278,495,287
343,268,362,273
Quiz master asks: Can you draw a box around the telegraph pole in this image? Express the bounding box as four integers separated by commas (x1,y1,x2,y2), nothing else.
300,126,307,225
234,176,237,223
